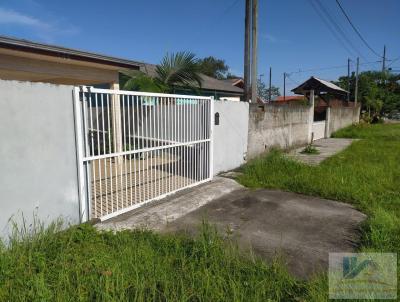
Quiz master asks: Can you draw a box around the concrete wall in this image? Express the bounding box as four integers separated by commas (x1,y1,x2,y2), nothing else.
0,80,80,236
247,102,310,159
213,100,249,174
329,105,360,135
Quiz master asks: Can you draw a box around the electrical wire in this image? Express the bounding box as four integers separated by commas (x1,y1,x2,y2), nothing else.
215,0,241,22
307,0,357,58
335,0,383,59
285,74,301,86
287,60,381,75
387,56,400,68
313,0,367,61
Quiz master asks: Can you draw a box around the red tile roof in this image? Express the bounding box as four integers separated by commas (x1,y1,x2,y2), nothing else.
275,96,306,102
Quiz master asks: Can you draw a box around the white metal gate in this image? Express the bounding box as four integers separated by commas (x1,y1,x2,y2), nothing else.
73,86,213,221
312,121,326,140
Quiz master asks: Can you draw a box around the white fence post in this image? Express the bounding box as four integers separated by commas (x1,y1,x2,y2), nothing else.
73,87,89,222
110,83,123,163
210,96,215,177
308,89,315,143
325,107,331,138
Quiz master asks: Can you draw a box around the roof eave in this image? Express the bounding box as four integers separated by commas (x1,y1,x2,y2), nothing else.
0,35,143,70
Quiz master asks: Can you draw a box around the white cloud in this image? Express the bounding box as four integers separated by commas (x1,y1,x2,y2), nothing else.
0,8,51,29
0,7,78,41
261,33,290,44
263,33,278,43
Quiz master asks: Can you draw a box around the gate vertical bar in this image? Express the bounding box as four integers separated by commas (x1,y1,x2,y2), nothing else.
209,96,214,178
73,87,88,222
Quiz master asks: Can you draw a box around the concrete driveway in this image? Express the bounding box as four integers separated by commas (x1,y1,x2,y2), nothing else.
98,177,366,279
163,187,366,279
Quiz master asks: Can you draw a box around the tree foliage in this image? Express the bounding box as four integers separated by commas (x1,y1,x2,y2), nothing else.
120,71,162,92
197,56,229,79
334,71,400,116
257,79,280,101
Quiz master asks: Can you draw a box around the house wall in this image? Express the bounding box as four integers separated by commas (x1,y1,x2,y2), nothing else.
213,100,249,174
328,105,360,135
0,80,80,236
247,102,310,159
0,52,120,85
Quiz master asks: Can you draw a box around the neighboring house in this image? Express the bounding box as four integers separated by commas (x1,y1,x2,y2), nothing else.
223,78,244,89
291,76,348,100
291,76,351,121
275,96,307,102
140,63,243,100
0,35,142,89
0,35,244,100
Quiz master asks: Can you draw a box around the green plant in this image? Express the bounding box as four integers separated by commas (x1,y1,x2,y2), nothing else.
121,71,163,92
300,144,319,154
121,51,203,94
155,51,202,93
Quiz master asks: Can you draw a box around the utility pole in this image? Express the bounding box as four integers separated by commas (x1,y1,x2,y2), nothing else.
243,0,251,102
251,0,258,103
347,58,350,102
283,72,286,102
355,57,359,106
269,67,272,102
382,45,386,73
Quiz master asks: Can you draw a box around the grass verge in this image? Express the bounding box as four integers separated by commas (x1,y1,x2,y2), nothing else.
238,123,400,300
0,220,301,301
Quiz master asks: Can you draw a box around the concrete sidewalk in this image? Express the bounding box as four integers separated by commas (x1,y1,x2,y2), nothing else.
288,138,355,165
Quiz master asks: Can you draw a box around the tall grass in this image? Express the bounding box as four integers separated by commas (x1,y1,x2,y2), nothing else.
0,220,300,301
1,123,399,301
238,123,400,300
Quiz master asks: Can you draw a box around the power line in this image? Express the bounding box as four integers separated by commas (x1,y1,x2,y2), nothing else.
287,60,381,75
307,0,357,58
213,0,241,26
387,56,400,68
289,64,346,75
335,0,383,59
313,0,367,61
285,74,300,86
219,0,241,18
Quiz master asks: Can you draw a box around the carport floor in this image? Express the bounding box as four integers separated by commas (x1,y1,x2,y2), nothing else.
97,177,366,279
163,188,366,279
90,155,204,219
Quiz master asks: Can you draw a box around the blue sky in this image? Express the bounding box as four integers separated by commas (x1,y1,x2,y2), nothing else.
1,0,399,94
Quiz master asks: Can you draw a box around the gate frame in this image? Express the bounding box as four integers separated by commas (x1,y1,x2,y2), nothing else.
73,86,214,222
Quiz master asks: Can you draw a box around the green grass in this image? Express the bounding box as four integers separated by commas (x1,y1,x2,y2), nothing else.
238,124,400,250
1,123,399,301
0,220,301,301
238,123,400,300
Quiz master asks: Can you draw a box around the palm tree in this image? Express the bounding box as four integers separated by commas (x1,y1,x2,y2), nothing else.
155,51,202,93
121,51,202,93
